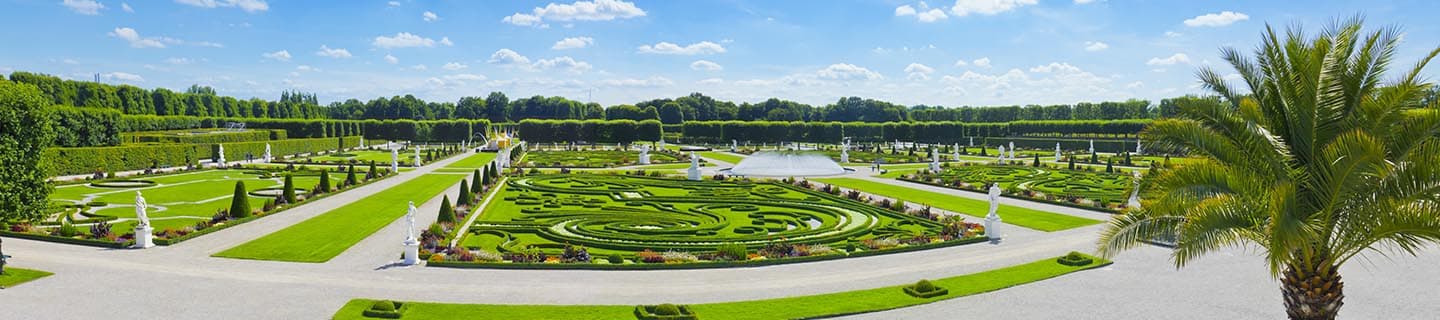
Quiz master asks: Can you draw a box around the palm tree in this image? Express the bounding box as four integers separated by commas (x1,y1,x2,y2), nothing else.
1097,18,1440,320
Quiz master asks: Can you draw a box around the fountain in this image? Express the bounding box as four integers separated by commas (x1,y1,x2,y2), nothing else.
721,151,852,177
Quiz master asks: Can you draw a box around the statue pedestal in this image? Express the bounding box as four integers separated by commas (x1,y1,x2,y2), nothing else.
402,237,420,266
687,167,701,181
984,216,1002,240
133,226,155,249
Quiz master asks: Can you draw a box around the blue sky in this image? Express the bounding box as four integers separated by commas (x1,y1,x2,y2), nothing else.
4,0,1439,107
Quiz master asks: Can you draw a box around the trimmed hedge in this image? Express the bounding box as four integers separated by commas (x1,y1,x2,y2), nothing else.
0,230,131,248
634,304,698,320
680,120,1150,143
41,136,362,176
903,279,949,298
49,105,123,147
122,129,284,144
517,119,663,143
1056,251,1096,266
115,115,489,141
428,236,987,270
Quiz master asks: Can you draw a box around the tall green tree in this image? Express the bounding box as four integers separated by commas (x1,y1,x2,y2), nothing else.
1097,19,1440,320
0,81,55,221
229,181,252,218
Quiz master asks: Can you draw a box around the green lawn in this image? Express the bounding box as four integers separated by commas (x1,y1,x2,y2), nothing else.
214,154,491,262
333,254,1109,319
698,151,745,164
49,169,321,236
0,267,54,288
813,178,1100,232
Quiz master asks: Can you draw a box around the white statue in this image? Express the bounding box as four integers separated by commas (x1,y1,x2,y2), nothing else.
997,145,1006,162
659,140,666,148
1055,143,1061,162
401,201,420,265
263,143,273,162
985,183,1003,240
391,147,399,173
1008,141,1015,160
839,139,850,163
968,136,974,147
413,146,423,167
638,144,652,165
1127,171,1143,209
731,140,738,152
687,151,701,181
929,148,941,172
133,191,154,248
952,143,960,161
216,144,226,166
1135,139,1143,155
360,138,366,149
1088,139,1095,154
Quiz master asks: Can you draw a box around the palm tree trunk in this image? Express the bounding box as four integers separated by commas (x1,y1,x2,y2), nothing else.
1281,262,1344,320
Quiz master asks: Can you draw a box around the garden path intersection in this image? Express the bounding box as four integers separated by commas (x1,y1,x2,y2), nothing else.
0,151,1436,319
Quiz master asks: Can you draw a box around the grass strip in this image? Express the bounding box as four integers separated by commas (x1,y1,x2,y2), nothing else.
813,178,1100,232
333,254,1109,319
698,151,746,165
0,267,54,289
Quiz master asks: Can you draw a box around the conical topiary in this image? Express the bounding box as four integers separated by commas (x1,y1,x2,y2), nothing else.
346,165,358,186
319,170,332,193
437,195,455,223
457,180,472,206
229,181,252,218
282,174,297,204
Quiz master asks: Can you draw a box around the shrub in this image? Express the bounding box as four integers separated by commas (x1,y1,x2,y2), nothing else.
1056,251,1095,266
319,170,332,193
282,174,297,204
633,304,698,320
608,253,625,264
362,300,405,319
715,243,747,261
345,165,359,186
437,195,455,224
903,279,949,298
457,180,472,206
229,181,252,218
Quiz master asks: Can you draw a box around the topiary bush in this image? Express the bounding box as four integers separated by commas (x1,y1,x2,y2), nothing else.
633,303,698,320
361,300,407,319
608,253,625,264
1056,251,1095,266
903,279,948,298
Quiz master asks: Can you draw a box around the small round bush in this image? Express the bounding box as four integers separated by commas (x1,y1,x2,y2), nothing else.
653,304,682,316
608,254,624,264
370,300,396,312
914,279,935,292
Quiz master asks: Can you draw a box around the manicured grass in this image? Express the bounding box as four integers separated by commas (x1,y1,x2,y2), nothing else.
523,150,680,168
445,152,497,169
49,169,321,235
632,163,699,170
214,154,490,262
333,254,1110,320
813,178,1100,232
0,267,54,288
698,151,745,164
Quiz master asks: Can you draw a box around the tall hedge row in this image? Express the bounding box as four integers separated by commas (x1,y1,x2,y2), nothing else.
121,129,285,144
680,120,1149,143
516,119,663,143
42,136,363,175
49,106,122,147
111,115,488,141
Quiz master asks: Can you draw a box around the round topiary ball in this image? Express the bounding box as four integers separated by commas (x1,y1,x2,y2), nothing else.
371,300,396,312
608,254,624,264
653,304,682,316
914,280,935,292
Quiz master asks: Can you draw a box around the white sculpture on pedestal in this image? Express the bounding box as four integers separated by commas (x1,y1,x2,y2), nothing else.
839,139,850,163
1055,143,1062,162
1088,139,1095,154
968,136,974,147
391,147,399,174
133,191,154,249
360,138,366,149
401,201,420,266
997,145,1007,163
1127,171,1143,209
263,143,273,162
985,183,1003,240
952,143,960,161
928,148,941,172
731,140,738,152
687,152,701,181
659,140,666,149
413,146,422,167
1008,142,1015,160
638,145,652,165
1135,139,1143,155
216,144,226,167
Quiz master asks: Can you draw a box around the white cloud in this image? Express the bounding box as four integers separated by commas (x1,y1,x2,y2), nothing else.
1184,11,1248,27
62,0,105,15
262,50,291,61
296,65,320,72
502,0,647,27
533,56,592,73
690,60,723,71
895,2,948,23
444,74,486,81
165,57,194,65
895,5,917,16
315,45,352,58
637,41,726,55
443,62,468,70
108,27,164,48
440,37,454,46
552,36,594,50
409,64,428,71
423,11,438,21
60,59,80,65
817,63,883,81
1146,53,1190,66
387,1,400,7
101,72,144,82
873,47,892,55
488,49,531,66
1074,0,1097,4
1084,41,1108,51
372,32,437,48
950,0,1037,16
600,76,673,88
953,59,968,67
697,78,724,85
1164,31,1182,38
904,63,935,80
1028,62,1081,73
1125,81,1144,89
972,57,992,68
122,2,133,12
174,0,268,13
384,54,399,64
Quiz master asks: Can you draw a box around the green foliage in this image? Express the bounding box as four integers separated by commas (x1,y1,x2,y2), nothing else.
457,180,472,206
282,174,297,204
122,129,281,144
679,120,1149,144
370,300,396,312
472,169,483,189
0,81,55,222
607,254,624,264
345,165,358,185
716,243,748,260
230,181,252,218
903,279,948,298
653,304,681,316
438,195,455,224
319,170,332,193
516,119,663,143
1056,251,1095,266
48,106,122,147
41,135,363,176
